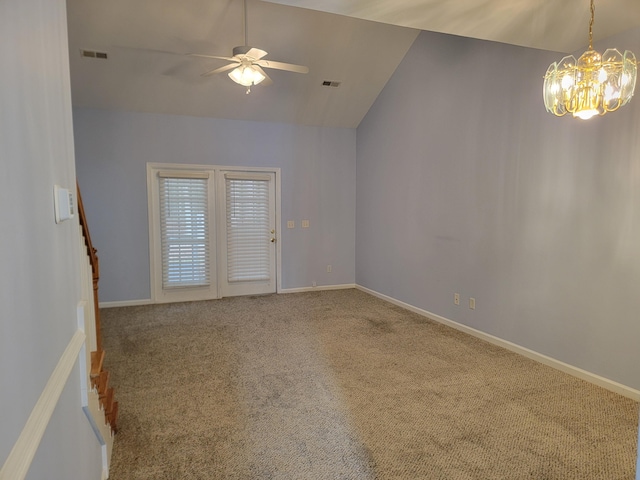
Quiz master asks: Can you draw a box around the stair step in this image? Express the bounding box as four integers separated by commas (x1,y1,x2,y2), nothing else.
90,350,105,378
95,370,109,397
107,401,118,433
101,386,114,412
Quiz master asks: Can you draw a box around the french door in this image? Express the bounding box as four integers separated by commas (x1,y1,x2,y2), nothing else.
148,164,278,303
218,171,277,297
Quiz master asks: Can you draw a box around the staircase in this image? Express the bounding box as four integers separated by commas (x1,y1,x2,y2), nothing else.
78,184,118,433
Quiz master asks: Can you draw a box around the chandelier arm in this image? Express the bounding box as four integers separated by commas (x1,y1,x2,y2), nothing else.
604,95,623,113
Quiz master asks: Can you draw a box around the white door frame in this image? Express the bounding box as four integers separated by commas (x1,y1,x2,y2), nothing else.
147,163,281,303
217,170,277,297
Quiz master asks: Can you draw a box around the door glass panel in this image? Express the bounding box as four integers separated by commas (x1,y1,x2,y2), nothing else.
159,177,210,288
225,177,270,283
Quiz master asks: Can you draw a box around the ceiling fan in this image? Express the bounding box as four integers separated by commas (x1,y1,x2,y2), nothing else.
188,0,309,94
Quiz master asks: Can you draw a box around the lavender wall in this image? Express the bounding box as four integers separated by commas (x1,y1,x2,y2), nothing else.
73,109,356,302
356,29,640,390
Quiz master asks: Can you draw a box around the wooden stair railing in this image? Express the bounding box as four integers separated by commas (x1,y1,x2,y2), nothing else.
77,183,118,433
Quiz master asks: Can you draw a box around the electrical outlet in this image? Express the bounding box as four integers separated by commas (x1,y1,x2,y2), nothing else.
312,281,317,287
301,220,310,228
469,297,476,310
454,293,460,305
327,265,332,273
287,220,295,229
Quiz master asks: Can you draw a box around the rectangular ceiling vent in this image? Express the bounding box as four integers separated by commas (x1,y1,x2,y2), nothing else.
322,80,341,88
80,49,108,60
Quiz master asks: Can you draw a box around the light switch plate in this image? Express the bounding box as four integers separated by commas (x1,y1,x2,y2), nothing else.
54,185,74,224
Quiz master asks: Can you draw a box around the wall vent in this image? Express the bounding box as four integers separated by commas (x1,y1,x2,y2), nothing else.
80,49,108,60
322,80,341,88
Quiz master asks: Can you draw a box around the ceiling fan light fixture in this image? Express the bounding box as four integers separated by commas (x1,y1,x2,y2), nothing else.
228,65,265,87
543,0,637,119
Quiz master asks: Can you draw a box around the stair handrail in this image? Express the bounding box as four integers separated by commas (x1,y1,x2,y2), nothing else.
77,182,102,352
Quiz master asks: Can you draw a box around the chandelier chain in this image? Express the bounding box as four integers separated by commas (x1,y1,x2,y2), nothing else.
588,0,594,49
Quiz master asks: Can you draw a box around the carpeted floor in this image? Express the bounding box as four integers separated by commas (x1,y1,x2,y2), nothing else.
101,289,638,479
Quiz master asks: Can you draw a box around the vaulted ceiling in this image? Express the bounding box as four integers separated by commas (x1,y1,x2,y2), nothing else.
66,0,640,128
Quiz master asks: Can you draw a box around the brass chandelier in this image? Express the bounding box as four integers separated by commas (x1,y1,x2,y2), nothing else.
543,0,637,119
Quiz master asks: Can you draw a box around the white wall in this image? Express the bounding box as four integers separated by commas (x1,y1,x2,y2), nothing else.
0,1,103,479
356,29,640,391
73,109,356,302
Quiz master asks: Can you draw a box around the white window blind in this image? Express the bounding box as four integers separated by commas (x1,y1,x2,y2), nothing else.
225,176,270,283
159,175,210,288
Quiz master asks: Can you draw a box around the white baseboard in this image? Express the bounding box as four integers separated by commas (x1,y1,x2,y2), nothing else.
99,299,152,309
279,283,356,294
356,285,640,401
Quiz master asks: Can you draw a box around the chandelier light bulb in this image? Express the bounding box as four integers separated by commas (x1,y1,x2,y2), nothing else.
561,74,574,90
575,109,599,120
598,68,608,83
621,73,631,86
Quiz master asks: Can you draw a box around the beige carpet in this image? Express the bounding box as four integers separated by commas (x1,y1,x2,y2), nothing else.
101,289,638,479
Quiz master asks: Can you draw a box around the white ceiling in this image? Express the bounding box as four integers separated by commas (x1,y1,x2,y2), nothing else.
265,0,640,52
67,0,640,128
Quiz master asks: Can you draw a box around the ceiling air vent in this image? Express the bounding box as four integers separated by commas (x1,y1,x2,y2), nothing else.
322,80,341,88
80,49,108,60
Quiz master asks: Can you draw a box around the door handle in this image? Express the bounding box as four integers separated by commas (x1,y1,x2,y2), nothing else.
271,238,276,243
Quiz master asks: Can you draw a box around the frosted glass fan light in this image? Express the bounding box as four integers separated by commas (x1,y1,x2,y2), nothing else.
228,65,266,87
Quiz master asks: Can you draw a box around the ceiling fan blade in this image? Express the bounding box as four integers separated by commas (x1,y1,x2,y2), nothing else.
245,48,268,60
253,66,272,86
255,59,309,74
201,62,240,77
188,53,237,62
